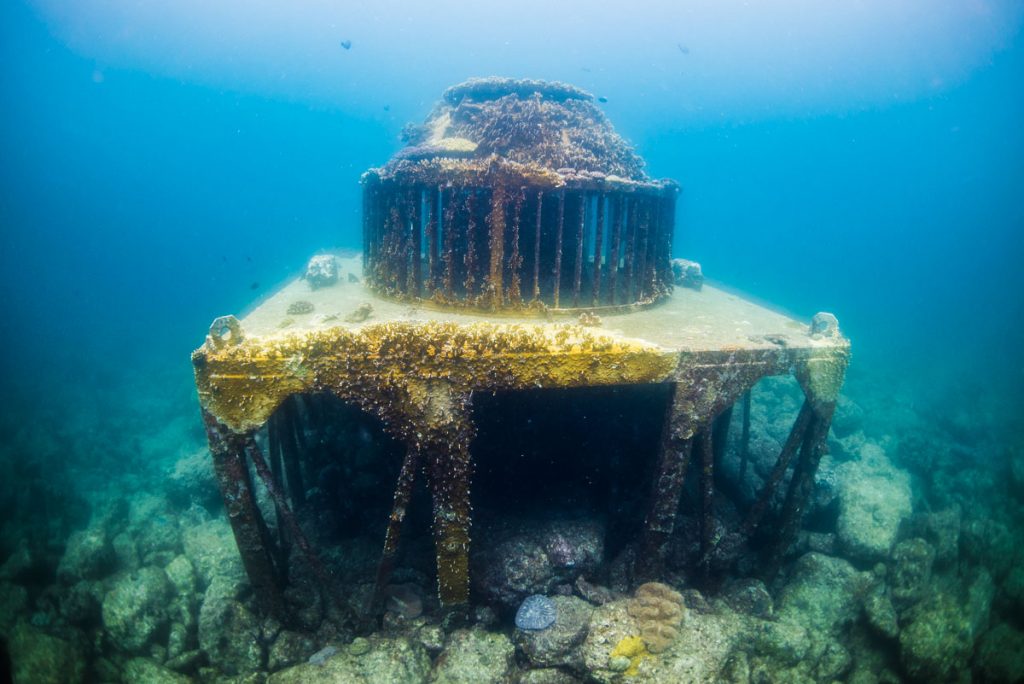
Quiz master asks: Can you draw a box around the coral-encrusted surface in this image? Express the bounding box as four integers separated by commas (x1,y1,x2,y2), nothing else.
379,77,648,182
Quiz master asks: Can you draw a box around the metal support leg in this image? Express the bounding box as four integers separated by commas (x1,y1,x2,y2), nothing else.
369,444,423,612
739,390,752,482
638,383,695,579
697,428,715,569
765,400,836,575
203,410,284,618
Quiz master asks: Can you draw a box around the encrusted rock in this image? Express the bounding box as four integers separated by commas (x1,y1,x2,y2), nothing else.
722,578,773,619
473,518,604,611
8,622,86,684
303,254,340,290
181,518,245,590
58,527,114,583
834,443,912,562
776,552,867,635
102,566,174,653
123,657,192,684
267,635,430,684
345,302,374,323
287,300,315,315
976,622,1024,683
889,537,936,607
268,630,318,672
810,312,839,338
431,627,514,683
899,569,994,681
198,578,262,675
671,258,703,290
166,448,220,512
515,595,593,668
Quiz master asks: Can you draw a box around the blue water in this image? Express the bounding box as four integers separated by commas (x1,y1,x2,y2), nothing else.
2,1,1021,412
2,2,1024,680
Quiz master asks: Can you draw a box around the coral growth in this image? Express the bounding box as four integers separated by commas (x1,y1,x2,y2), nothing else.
626,582,685,654
286,301,315,315
609,635,649,677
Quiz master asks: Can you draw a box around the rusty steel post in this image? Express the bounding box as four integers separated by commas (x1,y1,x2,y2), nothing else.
766,400,836,576
553,190,565,307
573,193,586,307
740,399,813,539
738,389,752,482
592,193,605,306
203,410,284,618
370,444,423,612
638,383,695,579
532,190,543,301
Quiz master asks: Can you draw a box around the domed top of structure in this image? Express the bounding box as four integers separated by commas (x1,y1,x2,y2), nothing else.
361,77,678,312
375,77,656,187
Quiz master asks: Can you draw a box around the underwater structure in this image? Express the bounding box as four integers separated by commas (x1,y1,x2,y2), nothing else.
192,77,849,623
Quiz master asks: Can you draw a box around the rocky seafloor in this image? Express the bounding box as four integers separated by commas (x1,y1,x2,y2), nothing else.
1,363,1023,683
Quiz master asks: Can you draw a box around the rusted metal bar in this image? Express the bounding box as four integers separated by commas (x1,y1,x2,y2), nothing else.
658,193,676,290
203,410,284,618
418,391,475,606
370,444,422,612
740,399,813,538
532,190,543,301
280,396,306,508
553,190,565,307
638,383,694,579
592,193,605,306
245,437,350,627
464,191,478,297
487,183,506,307
572,193,586,307
443,188,456,298
636,199,651,300
739,390,752,482
361,181,372,275
766,401,836,574
267,413,289,552
426,186,440,293
393,192,409,294
608,195,622,305
624,198,638,303
697,427,715,564
408,189,422,297
508,187,524,304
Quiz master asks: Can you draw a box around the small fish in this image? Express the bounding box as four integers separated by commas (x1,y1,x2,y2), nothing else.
677,43,690,55
581,66,592,72
250,282,259,290
340,39,352,50
597,96,608,103
383,104,391,111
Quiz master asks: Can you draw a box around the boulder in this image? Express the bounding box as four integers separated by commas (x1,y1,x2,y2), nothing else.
166,448,221,512
268,635,430,684
181,518,245,590
835,444,912,562
976,623,1024,683
515,596,593,668
122,657,192,684
57,527,115,583
431,627,514,683
197,577,262,675
102,566,174,653
899,570,993,682
303,254,340,290
8,621,85,684
472,518,603,611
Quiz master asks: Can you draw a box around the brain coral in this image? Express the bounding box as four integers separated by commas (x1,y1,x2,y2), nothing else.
626,582,685,653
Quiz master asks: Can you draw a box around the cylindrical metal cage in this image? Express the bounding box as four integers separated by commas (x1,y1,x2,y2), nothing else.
361,78,679,312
